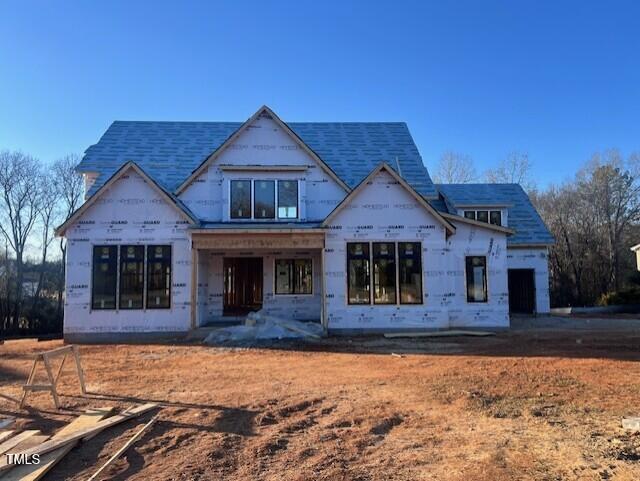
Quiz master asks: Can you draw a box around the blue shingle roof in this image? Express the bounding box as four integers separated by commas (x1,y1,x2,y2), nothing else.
436,183,554,246
78,120,438,198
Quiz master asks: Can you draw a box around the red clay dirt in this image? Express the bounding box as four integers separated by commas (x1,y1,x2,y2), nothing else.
1,327,640,480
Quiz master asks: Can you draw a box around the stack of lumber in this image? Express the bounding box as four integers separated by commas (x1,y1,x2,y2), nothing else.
0,403,158,480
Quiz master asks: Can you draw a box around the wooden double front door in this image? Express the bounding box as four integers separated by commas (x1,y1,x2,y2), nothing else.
223,257,263,315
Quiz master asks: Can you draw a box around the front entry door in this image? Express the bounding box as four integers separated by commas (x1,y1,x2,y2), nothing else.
508,269,536,314
223,257,263,315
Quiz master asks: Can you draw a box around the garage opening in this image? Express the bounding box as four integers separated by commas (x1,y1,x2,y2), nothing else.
508,268,536,314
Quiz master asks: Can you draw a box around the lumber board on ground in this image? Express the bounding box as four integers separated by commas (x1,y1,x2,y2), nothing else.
0,432,14,443
0,404,158,473
0,431,40,456
2,407,114,481
87,414,159,481
383,330,496,339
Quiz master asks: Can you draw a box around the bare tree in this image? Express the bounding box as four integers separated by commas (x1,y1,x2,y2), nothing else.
52,154,83,318
0,150,42,331
484,151,536,192
32,170,61,310
433,151,477,184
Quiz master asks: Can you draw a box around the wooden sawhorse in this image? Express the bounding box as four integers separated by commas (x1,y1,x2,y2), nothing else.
20,345,87,409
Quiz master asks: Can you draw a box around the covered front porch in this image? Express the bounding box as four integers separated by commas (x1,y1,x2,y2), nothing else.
189,228,326,329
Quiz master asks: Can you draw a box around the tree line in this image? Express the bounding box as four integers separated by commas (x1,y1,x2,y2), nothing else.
0,151,83,338
434,149,640,307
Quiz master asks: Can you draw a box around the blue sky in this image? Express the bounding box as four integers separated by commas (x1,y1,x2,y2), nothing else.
0,0,638,186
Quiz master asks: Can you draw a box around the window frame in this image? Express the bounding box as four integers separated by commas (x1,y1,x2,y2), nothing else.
372,242,397,305
254,179,276,220
346,242,372,305
489,210,502,226
398,242,424,305
118,245,146,310
274,258,313,295
277,179,299,220
91,245,118,310
146,245,172,309
465,255,488,303
230,179,252,219
464,210,476,220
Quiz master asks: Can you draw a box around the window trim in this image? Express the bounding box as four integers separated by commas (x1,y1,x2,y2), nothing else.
277,179,299,220
398,242,423,305
372,242,397,305
274,258,314,296
465,255,489,303
146,244,173,310
254,179,276,220
346,241,424,307
91,245,118,311
346,242,372,305
230,179,253,219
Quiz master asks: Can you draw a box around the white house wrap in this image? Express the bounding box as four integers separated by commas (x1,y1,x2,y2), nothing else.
57,106,553,341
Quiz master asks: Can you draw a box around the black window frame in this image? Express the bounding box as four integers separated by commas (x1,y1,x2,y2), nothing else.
277,180,298,219
476,210,489,223
146,245,172,309
119,245,145,310
230,179,252,219
398,242,423,305
347,242,371,305
372,242,397,305
254,180,276,220
464,210,476,220
91,245,118,310
465,255,488,303
489,210,502,226
274,258,313,295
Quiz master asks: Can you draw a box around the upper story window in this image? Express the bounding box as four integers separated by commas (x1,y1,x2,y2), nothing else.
463,209,502,226
278,180,298,219
230,179,299,220
254,180,276,219
230,180,251,219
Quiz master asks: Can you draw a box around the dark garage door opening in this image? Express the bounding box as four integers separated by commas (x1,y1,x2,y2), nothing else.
508,269,536,314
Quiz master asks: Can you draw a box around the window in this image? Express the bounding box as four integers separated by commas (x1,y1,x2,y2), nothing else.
275,259,312,294
278,180,298,219
147,245,171,309
92,246,117,309
230,180,251,219
399,242,423,304
464,209,503,226
347,243,370,304
254,180,275,219
373,243,396,304
466,256,488,302
119,245,145,309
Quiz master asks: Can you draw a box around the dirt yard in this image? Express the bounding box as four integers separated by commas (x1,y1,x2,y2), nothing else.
1,321,640,480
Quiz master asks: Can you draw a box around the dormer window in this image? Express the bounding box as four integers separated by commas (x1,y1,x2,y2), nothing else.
463,209,502,226
278,180,298,219
255,180,275,219
230,180,251,219
229,179,299,220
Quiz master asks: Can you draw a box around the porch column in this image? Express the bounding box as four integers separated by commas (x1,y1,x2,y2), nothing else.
190,247,198,329
321,241,328,331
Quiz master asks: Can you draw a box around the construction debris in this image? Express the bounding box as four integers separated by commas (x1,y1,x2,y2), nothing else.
204,311,323,345
384,330,496,339
622,417,640,431
87,413,159,481
0,403,159,475
0,417,15,430
20,345,87,409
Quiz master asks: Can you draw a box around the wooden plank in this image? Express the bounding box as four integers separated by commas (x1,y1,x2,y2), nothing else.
383,330,496,339
2,407,114,481
0,431,40,455
0,418,15,430
38,345,74,359
87,414,159,481
0,404,158,473
41,356,59,408
0,431,15,443
20,360,38,408
71,345,87,394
